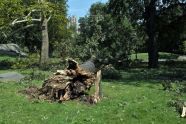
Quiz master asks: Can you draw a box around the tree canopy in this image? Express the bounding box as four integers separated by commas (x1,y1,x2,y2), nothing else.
0,0,186,68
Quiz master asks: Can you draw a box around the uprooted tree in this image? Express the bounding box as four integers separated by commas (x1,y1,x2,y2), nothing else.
21,59,102,104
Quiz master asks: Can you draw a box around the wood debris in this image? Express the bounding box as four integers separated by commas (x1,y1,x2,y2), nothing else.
20,59,102,104
181,102,186,118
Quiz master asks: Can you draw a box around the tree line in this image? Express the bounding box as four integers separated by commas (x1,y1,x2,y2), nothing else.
0,0,186,68
0,0,70,65
76,0,186,68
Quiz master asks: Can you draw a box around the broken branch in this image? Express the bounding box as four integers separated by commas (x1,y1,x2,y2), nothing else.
12,9,42,25
47,15,52,22
12,18,41,25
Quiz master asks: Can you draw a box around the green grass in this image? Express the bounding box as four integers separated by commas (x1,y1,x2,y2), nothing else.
158,52,180,59
0,54,186,124
131,52,180,61
131,53,149,61
0,55,16,61
0,68,186,124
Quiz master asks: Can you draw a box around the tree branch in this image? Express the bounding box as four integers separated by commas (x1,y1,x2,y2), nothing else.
12,24,35,33
12,9,42,25
47,15,52,22
1,24,36,42
12,18,41,25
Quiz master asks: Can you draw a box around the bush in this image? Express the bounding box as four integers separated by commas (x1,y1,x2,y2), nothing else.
30,71,48,80
0,59,14,69
11,54,39,69
102,64,122,80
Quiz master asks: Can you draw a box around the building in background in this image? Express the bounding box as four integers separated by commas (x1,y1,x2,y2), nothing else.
69,16,77,25
68,16,79,34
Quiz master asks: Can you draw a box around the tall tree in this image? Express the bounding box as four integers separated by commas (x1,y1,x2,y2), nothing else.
108,0,186,68
157,1,186,54
144,0,158,68
10,0,68,65
77,2,138,67
12,0,52,65
0,0,24,43
108,0,158,68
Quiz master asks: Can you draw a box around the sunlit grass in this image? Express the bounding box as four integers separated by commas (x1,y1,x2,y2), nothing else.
0,55,17,61
0,70,186,124
131,53,148,61
0,54,185,124
131,52,180,61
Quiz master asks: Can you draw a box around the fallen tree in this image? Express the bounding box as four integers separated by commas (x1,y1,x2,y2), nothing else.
21,59,102,104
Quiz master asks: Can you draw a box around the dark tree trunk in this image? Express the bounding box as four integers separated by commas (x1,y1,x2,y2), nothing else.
40,17,49,65
145,0,158,68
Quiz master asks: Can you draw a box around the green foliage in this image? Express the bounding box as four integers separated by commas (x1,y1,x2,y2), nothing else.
102,64,122,80
0,55,15,69
0,0,69,57
108,0,186,68
0,0,24,43
77,2,139,66
0,55,38,69
0,54,66,71
11,55,39,69
23,69,49,81
0,59,14,69
179,40,186,54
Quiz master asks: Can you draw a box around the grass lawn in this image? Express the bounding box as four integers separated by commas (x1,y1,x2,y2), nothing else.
0,55,16,61
0,54,186,124
131,52,180,61
0,68,186,124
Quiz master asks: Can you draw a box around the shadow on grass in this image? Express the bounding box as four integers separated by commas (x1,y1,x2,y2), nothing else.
159,53,179,59
0,57,65,72
0,60,14,69
103,64,186,86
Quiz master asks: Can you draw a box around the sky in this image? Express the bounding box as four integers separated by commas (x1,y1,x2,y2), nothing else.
67,0,108,18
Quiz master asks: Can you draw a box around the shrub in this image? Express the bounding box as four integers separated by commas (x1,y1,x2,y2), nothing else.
102,64,122,80
0,59,14,69
11,54,39,69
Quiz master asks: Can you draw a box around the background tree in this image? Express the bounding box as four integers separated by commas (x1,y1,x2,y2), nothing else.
0,0,68,65
0,0,24,43
157,1,186,54
77,2,138,67
108,0,186,68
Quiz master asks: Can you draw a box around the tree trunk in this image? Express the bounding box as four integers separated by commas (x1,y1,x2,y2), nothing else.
94,70,102,99
145,0,158,68
40,17,49,65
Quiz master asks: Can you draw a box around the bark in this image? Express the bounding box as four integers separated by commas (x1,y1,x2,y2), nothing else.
92,70,102,103
21,59,102,104
40,17,49,65
181,106,186,118
11,8,50,65
145,0,158,68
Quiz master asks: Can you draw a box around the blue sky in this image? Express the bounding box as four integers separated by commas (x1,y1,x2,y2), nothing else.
67,0,108,18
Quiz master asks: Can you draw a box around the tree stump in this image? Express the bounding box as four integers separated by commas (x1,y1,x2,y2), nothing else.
21,58,102,104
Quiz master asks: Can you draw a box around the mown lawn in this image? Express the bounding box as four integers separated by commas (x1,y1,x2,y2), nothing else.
0,68,186,124
131,52,180,61
0,54,186,124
